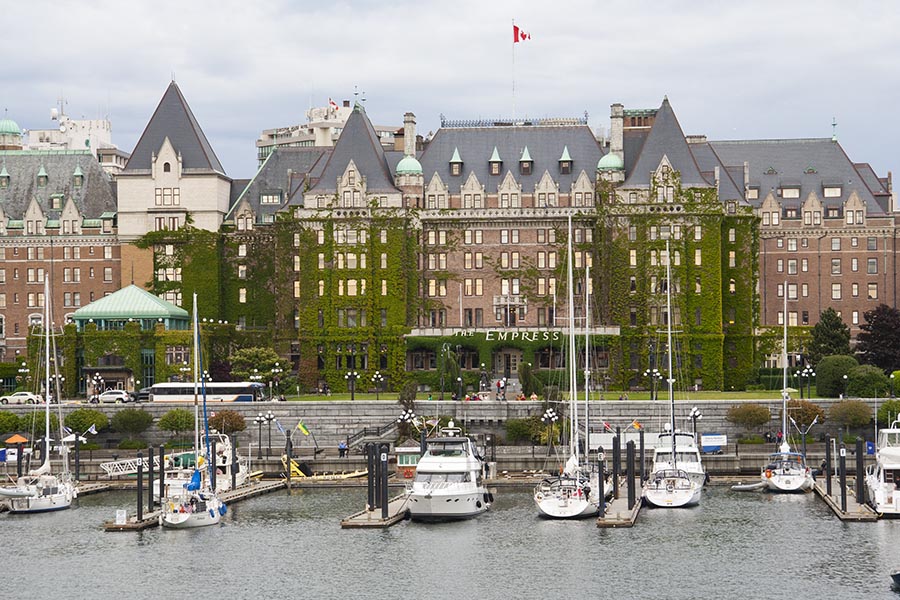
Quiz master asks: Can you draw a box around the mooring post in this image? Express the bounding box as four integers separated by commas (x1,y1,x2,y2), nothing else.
626,440,636,510
825,436,832,496
366,443,375,510
16,442,23,478
286,437,293,493
137,451,144,522
159,445,165,503
639,429,646,482
380,443,389,520
147,446,155,511
612,434,621,499
420,429,427,457
839,442,847,513
210,438,217,493
74,435,81,482
855,437,865,504
373,443,383,510
231,441,237,491
597,453,605,517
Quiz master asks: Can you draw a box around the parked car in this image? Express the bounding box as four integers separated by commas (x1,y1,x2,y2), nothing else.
92,390,131,404
136,387,152,402
0,391,42,405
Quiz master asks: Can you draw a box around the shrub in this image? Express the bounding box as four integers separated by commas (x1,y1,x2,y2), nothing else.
543,385,560,403
846,364,890,398
506,416,542,444
18,411,59,437
0,411,19,433
208,409,246,435
117,439,148,450
784,399,825,429
110,408,153,441
65,408,109,435
738,434,766,444
158,408,194,441
815,355,859,397
726,403,771,432
878,399,900,427
828,400,872,429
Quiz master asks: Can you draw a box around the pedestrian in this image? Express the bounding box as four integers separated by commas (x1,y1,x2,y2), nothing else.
338,440,348,458
776,430,783,450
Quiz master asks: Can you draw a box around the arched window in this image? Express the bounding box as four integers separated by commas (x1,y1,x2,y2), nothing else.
163,162,171,173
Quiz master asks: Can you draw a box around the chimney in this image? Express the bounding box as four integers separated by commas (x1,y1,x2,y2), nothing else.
403,112,416,157
343,100,350,108
610,104,624,162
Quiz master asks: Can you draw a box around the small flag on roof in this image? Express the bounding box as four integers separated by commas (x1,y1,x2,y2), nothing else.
513,24,531,43
329,98,339,111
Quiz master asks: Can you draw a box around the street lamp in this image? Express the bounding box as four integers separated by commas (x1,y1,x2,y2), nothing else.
480,363,489,392
371,371,385,401
689,406,703,440
457,376,464,401
91,372,104,400
643,368,663,401
270,362,283,400
18,362,30,390
264,411,275,458
344,371,359,402
789,415,818,458
891,373,895,398
541,408,559,453
254,413,266,460
842,374,848,399
179,360,191,382
439,343,450,401
397,408,416,426
796,365,815,400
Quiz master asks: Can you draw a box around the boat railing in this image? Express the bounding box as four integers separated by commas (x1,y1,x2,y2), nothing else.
410,480,471,491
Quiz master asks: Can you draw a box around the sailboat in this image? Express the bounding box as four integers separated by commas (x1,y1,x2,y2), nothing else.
760,285,813,492
534,218,606,518
159,294,227,528
0,279,77,513
642,240,702,508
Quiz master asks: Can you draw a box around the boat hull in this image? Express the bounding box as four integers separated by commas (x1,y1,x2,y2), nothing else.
642,471,701,508
763,472,813,493
533,474,604,519
7,490,75,513
407,489,491,521
160,493,224,529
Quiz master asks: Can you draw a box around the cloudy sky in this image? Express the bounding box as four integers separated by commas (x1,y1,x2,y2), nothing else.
5,0,900,180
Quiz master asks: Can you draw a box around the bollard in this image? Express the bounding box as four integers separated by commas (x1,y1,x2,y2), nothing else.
839,442,847,513
855,438,865,504
231,441,237,491
380,443,389,520
210,439,217,493
159,445,165,504
612,434,621,499
366,443,375,510
639,429,645,482
825,437,832,496
147,447,155,511
597,454,605,517
626,440,636,511
16,442,23,478
74,435,81,482
137,451,144,522
373,443,383,509
420,429,427,457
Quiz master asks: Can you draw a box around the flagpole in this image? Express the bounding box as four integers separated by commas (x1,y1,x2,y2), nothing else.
512,18,516,121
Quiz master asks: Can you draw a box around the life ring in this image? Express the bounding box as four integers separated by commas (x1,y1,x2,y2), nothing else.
403,468,414,479
535,492,543,501
765,469,773,479
666,483,674,493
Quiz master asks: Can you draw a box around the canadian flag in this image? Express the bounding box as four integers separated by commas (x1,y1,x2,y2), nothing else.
513,24,530,43
328,98,339,111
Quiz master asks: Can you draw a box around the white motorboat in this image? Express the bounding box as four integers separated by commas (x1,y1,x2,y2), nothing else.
642,240,702,509
160,294,226,529
0,280,77,513
406,425,492,521
865,419,900,515
760,286,813,493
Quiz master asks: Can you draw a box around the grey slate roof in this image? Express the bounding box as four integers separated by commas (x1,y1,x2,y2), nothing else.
124,82,225,174
623,98,710,189
228,147,331,217
419,124,603,194
0,150,116,219
308,105,399,195
688,143,746,203
708,138,888,214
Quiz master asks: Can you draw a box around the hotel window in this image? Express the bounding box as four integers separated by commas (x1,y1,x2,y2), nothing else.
238,265,247,279
490,161,501,176
868,283,878,300
694,249,702,266
728,228,736,243
629,226,637,241
103,268,111,282
238,244,247,257
801,258,808,272
729,251,736,268
831,283,842,300
851,283,859,298
294,281,301,298
381,253,387,269
537,252,546,269
318,281,324,296
630,249,637,267
694,226,702,241
802,283,809,297
777,259,784,273
831,259,841,275
776,238,784,249
762,213,770,226
239,288,247,303
868,237,877,251
787,239,797,252
548,252,556,268
777,283,784,297
772,212,780,226
813,212,821,225
831,238,840,251
852,311,859,325
465,252,474,269
803,211,812,226
317,230,325,245
787,283,798,300
868,258,878,274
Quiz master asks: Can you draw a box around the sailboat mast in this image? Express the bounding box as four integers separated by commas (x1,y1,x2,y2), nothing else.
567,216,578,458
584,264,590,455
193,293,200,459
43,278,51,468
782,282,789,447
665,240,676,469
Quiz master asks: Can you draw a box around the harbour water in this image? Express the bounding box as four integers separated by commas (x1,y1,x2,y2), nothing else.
7,486,900,599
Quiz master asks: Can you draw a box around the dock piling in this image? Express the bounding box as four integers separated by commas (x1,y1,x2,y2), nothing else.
147,446,154,511
598,453,605,517
286,437,293,493
136,451,143,522
366,443,375,510
159,445,165,503
231,442,237,491
16,442,22,478
839,442,847,513
639,429,645,482
380,443,389,520
626,440,636,510
855,438,865,504
612,432,620,499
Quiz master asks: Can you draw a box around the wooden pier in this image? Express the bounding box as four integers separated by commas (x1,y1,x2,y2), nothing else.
597,478,642,528
813,477,878,522
340,494,409,529
103,479,286,532
77,482,111,496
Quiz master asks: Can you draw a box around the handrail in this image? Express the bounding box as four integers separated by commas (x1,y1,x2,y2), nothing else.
347,420,398,447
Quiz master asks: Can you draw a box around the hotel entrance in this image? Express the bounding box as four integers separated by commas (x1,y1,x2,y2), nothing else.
494,348,523,380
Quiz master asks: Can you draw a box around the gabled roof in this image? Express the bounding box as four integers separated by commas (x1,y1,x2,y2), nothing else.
228,147,331,218
124,82,225,174
623,98,710,188
73,284,189,320
308,104,399,195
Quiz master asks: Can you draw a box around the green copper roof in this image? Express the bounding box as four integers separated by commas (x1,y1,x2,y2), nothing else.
73,164,84,177
0,165,8,178
598,152,624,170
0,119,20,136
449,147,462,163
73,284,189,320
396,154,423,175
489,147,502,162
520,146,532,162
37,165,48,178
559,146,572,162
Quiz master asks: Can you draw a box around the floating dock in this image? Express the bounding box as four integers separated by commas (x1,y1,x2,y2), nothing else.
103,479,286,532
340,494,409,529
597,478,642,528
813,477,878,522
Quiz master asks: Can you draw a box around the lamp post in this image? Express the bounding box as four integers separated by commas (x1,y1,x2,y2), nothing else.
254,413,266,460
480,362,489,393
344,371,359,402
689,406,703,440
51,374,65,403
643,368,663,401
270,362,283,400
541,408,559,453
842,374,848,398
789,415,818,458
264,411,275,458
891,373,895,398
372,371,385,401
796,365,815,400
439,343,450,401
179,360,191,382
17,361,30,391
457,376,464,401
250,369,263,397
91,372,104,400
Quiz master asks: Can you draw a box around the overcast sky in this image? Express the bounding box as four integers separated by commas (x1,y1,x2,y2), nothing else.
5,0,900,180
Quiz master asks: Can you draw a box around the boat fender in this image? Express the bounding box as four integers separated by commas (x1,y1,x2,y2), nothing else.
209,509,215,518
535,492,543,501
219,503,227,516
765,469,773,479
484,492,494,504
476,501,482,509
666,484,674,493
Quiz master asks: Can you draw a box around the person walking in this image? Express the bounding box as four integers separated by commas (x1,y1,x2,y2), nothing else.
338,440,348,458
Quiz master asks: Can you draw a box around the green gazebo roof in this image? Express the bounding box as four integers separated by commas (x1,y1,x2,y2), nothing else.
73,284,188,320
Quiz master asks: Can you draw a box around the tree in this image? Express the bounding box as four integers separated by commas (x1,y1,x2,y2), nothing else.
18,411,59,437
209,409,246,435
517,362,542,398
784,399,825,429
877,399,900,427
807,308,851,365
726,403,771,433
828,400,871,429
815,355,858,397
856,304,900,372
111,408,153,441
158,408,195,441
845,364,889,398
64,408,109,435
0,411,19,433
228,347,281,382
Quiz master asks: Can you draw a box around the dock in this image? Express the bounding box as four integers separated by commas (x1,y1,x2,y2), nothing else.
340,494,409,529
597,478,642,528
103,479,286,532
813,477,878,522
77,482,111,496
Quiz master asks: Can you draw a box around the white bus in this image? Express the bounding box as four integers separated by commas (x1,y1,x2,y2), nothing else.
148,382,267,402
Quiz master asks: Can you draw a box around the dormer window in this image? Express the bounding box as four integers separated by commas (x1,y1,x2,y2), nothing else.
73,165,84,187
449,147,463,176
50,195,62,210
163,162,171,173
37,165,48,187
348,169,356,186
519,147,533,176
489,147,502,176
559,146,573,175
259,192,282,204
781,187,800,199
823,185,842,198
747,187,759,200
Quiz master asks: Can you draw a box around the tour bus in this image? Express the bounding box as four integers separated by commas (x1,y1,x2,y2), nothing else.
148,382,266,402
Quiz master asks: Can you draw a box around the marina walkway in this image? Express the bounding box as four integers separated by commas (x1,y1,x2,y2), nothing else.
341,494,410,528
597,478,642,528
813,477,877,522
